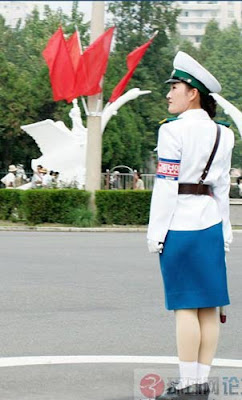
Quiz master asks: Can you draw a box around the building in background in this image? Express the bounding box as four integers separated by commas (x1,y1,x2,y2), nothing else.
0,1,91,27
0,1,45,27
174,1,242,47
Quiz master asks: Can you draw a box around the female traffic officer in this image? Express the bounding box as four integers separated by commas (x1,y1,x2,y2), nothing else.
147,51,234,400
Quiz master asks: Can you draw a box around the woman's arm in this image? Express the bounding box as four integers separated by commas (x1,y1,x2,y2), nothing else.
147,122,182,243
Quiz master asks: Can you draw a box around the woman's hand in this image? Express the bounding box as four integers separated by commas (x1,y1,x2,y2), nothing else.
224,242,230,252
147,240,164,254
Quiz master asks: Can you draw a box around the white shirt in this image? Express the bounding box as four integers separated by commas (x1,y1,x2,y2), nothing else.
147,109,234,245
135,178,145,190
239,183,242,197
31,172,43,188
1,172,16,188
42,174,53,187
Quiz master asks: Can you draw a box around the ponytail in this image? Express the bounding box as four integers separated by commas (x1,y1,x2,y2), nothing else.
200,93,217,119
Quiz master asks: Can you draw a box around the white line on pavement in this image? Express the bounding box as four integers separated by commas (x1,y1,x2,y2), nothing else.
0,356,241,368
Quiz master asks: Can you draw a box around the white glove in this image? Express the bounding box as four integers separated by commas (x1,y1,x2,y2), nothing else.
147,240,164,254
224,242,230,253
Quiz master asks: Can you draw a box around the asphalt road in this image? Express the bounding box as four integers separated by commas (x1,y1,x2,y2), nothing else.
0,231,241,400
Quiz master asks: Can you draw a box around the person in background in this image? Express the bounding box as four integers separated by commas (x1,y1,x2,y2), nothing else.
49,171,55,186
111,171,121,189
1,165,17,188
49,171,59,188
41,168,52,188
236,177,242,197
54,172,60,188
134,172,145,190
147,51,234,400
15,164,29,187
31,165,43,188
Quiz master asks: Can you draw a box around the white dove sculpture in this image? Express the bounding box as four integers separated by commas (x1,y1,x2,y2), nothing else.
20,88,151,189
101,88,151,132
21,99,87,189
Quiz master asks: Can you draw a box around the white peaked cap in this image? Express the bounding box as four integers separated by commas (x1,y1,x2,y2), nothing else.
166,51,221,94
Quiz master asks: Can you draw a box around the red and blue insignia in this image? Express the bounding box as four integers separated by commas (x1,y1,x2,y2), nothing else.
156,158,180,180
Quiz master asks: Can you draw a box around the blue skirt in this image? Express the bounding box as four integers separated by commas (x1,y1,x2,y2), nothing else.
159,222,230,310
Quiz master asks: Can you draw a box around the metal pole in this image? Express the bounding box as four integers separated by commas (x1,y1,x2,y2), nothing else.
85,1,105,198
106,169,110,190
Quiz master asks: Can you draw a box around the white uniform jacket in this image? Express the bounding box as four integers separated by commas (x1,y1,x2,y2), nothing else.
147,109,234,245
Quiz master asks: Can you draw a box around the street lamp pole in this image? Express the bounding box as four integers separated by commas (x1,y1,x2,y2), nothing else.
85,1,105,197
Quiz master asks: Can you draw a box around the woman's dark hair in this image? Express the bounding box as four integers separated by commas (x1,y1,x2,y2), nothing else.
199,92,217,119
185,82,217,119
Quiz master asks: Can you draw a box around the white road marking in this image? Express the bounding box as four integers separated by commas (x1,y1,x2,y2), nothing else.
0,356,241,368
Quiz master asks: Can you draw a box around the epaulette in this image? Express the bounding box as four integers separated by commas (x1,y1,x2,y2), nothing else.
159,117,179,125
215,120,231,127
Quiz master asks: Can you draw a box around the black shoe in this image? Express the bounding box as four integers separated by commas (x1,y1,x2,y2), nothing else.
196,383,210,395
155,382,210,400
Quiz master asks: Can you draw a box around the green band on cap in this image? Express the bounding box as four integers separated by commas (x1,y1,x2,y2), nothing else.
171,69,210,95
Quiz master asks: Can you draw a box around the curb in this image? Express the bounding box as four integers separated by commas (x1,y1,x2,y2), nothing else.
0,226,241,233
0,226,148,232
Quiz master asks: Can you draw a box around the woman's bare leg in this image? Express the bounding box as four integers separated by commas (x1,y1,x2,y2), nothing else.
174,309,200,388
175,309,201,361
197,307,219,364
197,307,220,383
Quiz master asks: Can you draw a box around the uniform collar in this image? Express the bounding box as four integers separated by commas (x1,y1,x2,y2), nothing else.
178,109,211,120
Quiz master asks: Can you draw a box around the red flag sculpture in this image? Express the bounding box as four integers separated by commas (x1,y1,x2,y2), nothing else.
66,31,82,72
68,26,115,101
43,26,114,102
42,27,76,102
109,38,153,103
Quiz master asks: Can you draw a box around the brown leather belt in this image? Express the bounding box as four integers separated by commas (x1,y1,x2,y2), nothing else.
178,124,220,197
178,183,213,196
